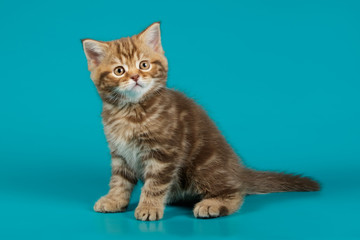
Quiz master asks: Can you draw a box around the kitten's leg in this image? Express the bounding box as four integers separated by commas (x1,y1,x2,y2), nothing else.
135,157,175,221
94,156,137,213
193,192,244,218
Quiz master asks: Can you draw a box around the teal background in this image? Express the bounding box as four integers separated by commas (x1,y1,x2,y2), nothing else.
0,0,359,239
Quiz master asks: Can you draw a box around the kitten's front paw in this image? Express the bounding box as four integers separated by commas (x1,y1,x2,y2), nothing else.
94,196,128,213
134,205,164,221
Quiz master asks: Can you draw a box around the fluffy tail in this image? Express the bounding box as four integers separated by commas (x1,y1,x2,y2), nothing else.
241,169,320,194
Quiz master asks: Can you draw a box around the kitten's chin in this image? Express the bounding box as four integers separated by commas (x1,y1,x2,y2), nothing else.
117,81,155,103
131,84,144,93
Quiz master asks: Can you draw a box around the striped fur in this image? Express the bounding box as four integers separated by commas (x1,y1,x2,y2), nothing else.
82,22,320,221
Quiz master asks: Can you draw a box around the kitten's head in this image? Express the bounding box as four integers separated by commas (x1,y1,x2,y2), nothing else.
82,22,168,104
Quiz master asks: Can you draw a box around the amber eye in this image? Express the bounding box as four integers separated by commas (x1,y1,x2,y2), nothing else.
139,60,150,70
114,66,125,76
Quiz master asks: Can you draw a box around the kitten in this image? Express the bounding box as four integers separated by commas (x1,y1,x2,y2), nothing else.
81,22,320,221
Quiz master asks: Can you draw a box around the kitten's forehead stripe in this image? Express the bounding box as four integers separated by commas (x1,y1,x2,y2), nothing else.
129,37,138,56
116,42,121,56
115,37,137,62
111,37,144,66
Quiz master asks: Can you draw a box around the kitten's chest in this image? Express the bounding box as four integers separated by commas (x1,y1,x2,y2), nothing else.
113,136,143,172
104,118,150,174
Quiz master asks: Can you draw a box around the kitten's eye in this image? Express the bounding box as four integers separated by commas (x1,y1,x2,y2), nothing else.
139,60,150,70
114,66,125,76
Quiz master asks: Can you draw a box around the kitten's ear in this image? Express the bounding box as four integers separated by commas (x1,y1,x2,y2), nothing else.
81,39,108,70
138,22,164,54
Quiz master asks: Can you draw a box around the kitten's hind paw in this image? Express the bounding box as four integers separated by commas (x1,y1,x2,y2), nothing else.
93,196,128,213
193,200,229,218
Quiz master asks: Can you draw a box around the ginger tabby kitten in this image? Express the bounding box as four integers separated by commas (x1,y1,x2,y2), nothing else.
81,22,320,221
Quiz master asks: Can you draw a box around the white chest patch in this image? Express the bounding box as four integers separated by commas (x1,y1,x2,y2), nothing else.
114,137,142,171
105,125,145,177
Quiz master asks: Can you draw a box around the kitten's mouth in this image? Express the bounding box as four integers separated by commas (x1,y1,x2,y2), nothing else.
133,83,143,89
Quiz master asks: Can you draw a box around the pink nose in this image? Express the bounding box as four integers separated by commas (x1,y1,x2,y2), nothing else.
130,74,139,81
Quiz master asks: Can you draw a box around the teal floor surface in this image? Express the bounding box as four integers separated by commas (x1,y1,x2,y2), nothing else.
0,161,359,239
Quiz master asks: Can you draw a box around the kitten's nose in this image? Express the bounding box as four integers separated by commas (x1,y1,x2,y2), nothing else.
130,74,140,82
